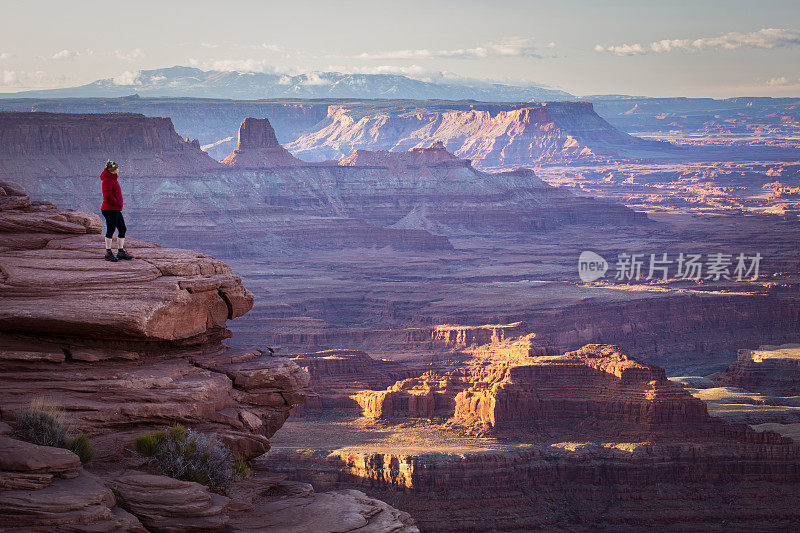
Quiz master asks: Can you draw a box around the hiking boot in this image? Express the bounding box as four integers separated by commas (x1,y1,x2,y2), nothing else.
116,248,133,260
104,249,118,262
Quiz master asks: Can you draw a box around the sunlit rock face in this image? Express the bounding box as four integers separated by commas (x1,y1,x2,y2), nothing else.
267,342,800,532
221,117,306,168
287,102,675,167
715,344,800,395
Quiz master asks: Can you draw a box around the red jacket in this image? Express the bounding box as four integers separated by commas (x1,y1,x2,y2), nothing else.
100,169,123,210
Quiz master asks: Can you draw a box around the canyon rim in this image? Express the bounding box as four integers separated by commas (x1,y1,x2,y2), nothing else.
2,1,800,532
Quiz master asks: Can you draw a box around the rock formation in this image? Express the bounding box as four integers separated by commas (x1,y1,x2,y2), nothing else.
287,103,677,167
0,112,221,179
3,113,648,260
0,181,417,532
268,343,800,532
715,344,800,395
0,425,143,532
221,117,306,168
353,343,741,438
337,141,469,170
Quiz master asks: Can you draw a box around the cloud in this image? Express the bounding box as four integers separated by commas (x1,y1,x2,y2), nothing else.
765,76,790,86
277,72,331,86
114,48,144,61
352,37,544,60
0,52,13,60
763,76,800,87
1,70,65,88
250,43,286,53
593,43,646,56
595,28,800,56
112,71,139,85
187,57,286,73
51,49,78,60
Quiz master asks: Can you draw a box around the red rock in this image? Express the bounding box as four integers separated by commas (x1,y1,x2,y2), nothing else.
287,103,664,168
0,435,143,532
221,118,306,168
715,344,800,395
0,112,221,179
110,472,229,533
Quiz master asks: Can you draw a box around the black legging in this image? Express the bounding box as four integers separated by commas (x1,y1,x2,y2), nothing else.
101,210,127,238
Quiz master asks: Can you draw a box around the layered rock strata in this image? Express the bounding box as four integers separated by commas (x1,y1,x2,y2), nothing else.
0,182,417,531
4,113,648,260
269,344,800,531
0,111,221,179
715,344,800,395
221,117,306,168
0,180,309,458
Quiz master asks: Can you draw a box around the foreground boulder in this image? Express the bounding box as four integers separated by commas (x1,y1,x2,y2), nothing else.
0,431,144,532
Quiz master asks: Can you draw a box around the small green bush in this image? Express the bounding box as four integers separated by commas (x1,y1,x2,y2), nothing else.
66,434,95,464
133,424,245,491
233,456,249,478
133,430,167,456
168,423,187,442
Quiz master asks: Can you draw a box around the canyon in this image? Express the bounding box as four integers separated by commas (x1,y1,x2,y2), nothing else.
0,103,798,531
2,95,796,220
264,342,800,531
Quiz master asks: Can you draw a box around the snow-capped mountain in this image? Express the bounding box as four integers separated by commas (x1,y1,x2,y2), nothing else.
3,66,573,102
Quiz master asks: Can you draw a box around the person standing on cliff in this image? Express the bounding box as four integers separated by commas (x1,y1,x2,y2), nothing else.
100,161,133,262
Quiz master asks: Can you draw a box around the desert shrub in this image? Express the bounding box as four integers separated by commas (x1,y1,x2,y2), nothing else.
133,424,245,491
14,400,94,463
14,405,68,447
233,456,249,478
133,430,167,456
66,434,95,463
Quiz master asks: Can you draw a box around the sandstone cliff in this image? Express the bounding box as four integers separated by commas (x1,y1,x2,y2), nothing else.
715,344,800,395
221,117,306,168
286,102,675,168
267,342,800,532
0,181,417,532
0,111,221,179
4,113,647,259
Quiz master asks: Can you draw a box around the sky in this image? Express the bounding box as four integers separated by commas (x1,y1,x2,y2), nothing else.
1,0,799,97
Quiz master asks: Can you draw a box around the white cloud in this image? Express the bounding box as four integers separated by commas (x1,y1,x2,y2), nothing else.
250,43,286,53
765,76,790,86
114,48,144,61
187,57,285,73
0,52,13,60
763,76,800,87
596,28,800,56
298,72,330,85
52,49,78,60
112,71,139,85
353,37,544,60
594,43,647,56
1,70,63,87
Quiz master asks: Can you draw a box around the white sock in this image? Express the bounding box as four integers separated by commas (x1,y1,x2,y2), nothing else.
105,237,113,250
118,237,125,250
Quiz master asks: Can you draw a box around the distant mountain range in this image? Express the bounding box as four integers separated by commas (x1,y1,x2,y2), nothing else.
0,66,573,102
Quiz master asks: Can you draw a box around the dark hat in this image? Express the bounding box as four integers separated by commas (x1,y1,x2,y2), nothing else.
106,160,119,170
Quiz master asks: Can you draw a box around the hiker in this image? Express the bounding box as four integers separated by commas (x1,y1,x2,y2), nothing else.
100,161,133,262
